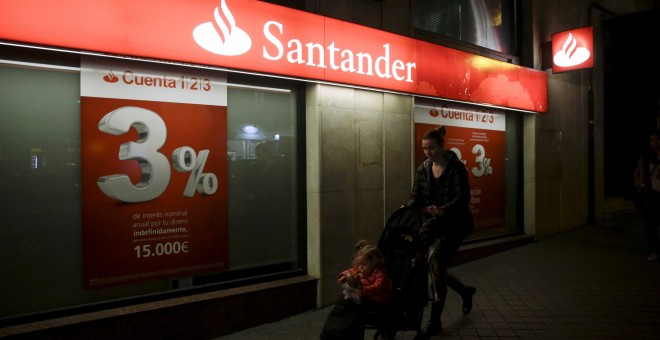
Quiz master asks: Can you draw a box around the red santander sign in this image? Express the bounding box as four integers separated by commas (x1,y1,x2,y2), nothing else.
0,0,547,113
552,26,594,73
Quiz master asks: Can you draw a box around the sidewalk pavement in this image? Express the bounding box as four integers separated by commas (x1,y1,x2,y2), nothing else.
216,210,660,339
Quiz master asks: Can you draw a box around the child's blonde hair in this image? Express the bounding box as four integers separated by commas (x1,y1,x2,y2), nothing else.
352,240,385,268
354,239,369,253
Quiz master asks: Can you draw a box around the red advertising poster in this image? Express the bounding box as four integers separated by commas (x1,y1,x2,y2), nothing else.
414,99,506,231
80,57,228,288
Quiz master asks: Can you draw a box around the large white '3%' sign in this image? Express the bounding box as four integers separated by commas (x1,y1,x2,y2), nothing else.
97,106,218,203
451,145,493,178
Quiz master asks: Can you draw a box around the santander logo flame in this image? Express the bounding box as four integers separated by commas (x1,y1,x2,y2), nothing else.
193,0,251,56
103,71,119,83
553,33,590,67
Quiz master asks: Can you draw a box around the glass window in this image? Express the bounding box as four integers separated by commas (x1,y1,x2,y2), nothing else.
0,50,304,319
412,0,516,56
197,74,305,284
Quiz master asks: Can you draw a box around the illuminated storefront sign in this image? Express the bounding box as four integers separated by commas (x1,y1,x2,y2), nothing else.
0,0,547,113
552,26,594,73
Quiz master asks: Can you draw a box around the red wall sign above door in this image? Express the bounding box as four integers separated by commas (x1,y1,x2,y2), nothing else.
552,26,594,73
0,0,547,113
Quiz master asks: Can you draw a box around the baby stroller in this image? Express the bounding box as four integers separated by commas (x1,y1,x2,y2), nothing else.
365,206,428,339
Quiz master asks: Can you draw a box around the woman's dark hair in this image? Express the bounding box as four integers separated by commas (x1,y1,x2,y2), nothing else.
422,125,447,145
650,129,660,139
639,129,660,161
644,129,660,150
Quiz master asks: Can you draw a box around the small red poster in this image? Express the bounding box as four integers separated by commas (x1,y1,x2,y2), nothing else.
80,57,228,288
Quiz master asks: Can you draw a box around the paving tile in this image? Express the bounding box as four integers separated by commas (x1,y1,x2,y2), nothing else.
215,212,660,339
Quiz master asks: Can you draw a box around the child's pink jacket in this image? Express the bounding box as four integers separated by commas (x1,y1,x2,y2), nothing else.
337,267,392,303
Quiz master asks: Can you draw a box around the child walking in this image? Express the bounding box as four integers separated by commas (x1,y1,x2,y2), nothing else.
320,240,393,340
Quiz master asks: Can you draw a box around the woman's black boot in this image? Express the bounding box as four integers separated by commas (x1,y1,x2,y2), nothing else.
423,302,443,337
461,286,477,315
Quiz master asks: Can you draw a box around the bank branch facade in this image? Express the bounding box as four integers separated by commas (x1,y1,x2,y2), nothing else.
0,0,552,337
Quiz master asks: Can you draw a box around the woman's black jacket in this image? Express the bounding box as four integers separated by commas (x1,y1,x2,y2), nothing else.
406,150,474,240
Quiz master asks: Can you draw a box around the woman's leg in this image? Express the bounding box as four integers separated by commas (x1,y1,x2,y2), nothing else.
424,237,461,336
644,193,660,260
447,273,477,314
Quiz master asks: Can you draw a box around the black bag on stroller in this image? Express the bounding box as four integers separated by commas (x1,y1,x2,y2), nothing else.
365,206,428,339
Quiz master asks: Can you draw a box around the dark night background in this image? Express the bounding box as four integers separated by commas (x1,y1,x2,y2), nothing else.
603,6,660,198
